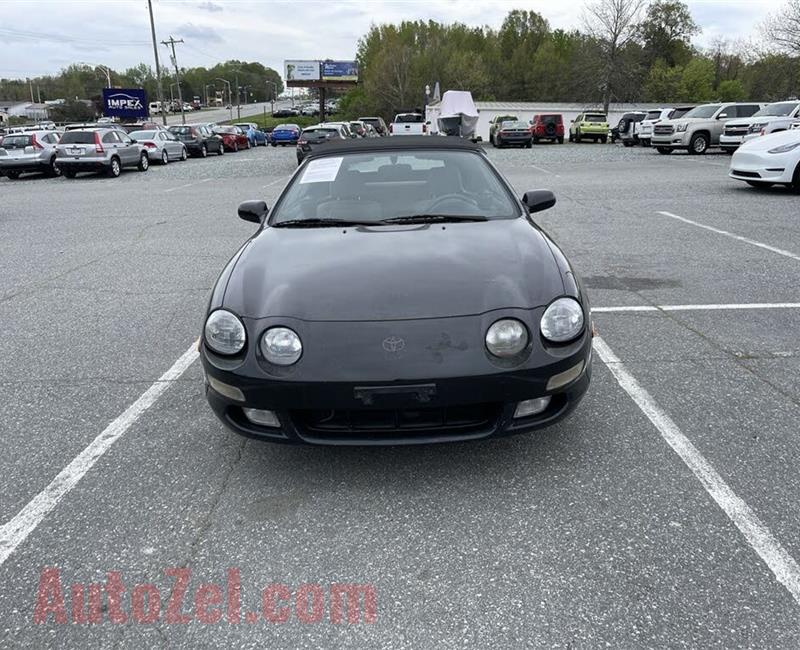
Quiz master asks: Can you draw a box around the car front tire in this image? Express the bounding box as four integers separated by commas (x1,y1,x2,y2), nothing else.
137,153,149,172
689,133,708,155
180,147,188,161
161,150,169,165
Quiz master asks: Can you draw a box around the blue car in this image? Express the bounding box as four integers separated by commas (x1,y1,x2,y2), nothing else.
235,123,268,147
270,123,301,147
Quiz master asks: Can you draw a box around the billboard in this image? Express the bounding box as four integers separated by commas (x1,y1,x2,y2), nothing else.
285,60,320,82
321,60,358,82
102,88,148,119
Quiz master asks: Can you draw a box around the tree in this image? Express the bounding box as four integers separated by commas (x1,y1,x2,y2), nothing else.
680,57,714,101
643,58,684,100
582,0,648,112
638,0,699,66
763,0,800,53
717,79,745,101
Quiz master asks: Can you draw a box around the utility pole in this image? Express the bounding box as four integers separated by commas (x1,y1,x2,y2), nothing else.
235,71,241,119
162,36,186,124
28,78,34,103
146,0,167,126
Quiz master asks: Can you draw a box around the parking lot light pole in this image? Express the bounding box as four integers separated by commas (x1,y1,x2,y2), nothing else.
266,80,277,114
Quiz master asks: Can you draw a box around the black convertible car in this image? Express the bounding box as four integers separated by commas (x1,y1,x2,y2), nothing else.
201,137,592,445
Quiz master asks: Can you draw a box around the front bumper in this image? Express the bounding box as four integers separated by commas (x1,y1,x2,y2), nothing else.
720,134,745,151
729,150,795,184
651,131,689,149
201,313,593,445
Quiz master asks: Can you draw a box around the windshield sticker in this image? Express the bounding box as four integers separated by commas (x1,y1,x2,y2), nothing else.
300,156,343,184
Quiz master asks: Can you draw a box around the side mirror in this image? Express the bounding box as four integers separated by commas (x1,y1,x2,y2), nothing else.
522,190,556,214
717,113,728,119
129,138,137,143
238,200,268,224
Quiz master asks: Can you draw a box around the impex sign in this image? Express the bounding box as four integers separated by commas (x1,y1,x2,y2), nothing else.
102,88,148,119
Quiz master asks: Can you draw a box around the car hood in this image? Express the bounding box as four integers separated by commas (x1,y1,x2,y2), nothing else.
223,218,566,321
737,129,800,152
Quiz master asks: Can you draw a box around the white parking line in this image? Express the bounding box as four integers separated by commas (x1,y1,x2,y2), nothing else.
657,211,800,262
262,175,290,189
593,302,800,313
0,344,198,568
529,164,559,177
163,178,212,193
593,336,800,606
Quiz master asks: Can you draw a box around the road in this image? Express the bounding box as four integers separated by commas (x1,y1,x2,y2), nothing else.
1,142,799,647
163,99,293,125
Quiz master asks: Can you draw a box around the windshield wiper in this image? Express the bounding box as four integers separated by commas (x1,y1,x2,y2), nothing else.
272,218,375,228
378,214,488,224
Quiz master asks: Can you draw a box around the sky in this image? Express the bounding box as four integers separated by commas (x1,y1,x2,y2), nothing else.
0,0,788,81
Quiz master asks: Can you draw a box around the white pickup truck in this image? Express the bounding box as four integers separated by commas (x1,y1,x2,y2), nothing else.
390,113,426,135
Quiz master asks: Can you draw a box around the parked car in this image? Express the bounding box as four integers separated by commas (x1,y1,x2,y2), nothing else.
168,124,224,157
348,120,368,137
272,108,299,118
637,108,688,147
200,136,591,445
359,116,388,136
56,127,149,178
390,113,426,135
618,112,648,147
569,112,609,143
214,125,250,152
0,130,62,179
363,124,379,138
299,104,319,116
530,114,564,144
651,102,764,155
120,122,169,133
494,120,533,148
724,100,800,151
489,115,518,146
128,129,187,164
148,101,170,115
270,124,302,146
729,129,800,189
235,122,268,147
296,124,348,164
320,122,353,137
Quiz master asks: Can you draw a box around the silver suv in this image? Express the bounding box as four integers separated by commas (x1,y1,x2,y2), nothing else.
651,102,764,155
56,128,149,178
0,130,62,179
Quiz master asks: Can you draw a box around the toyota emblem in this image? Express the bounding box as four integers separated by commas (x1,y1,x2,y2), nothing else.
382,336,406,353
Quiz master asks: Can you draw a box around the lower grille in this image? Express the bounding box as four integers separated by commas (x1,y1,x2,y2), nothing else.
725,128,748,137
291,403,502,440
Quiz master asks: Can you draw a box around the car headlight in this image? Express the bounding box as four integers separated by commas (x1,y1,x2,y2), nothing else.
540,298,585,343
676,123,688,132
749,123,767,133
261,327,302,365
204,310,246,355
485,319,529,358
768,141,800,154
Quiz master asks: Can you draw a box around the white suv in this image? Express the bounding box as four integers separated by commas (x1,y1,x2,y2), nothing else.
740,100,800,145
638,107,695,146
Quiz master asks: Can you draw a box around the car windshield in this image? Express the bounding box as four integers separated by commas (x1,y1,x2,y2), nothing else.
540,114,561,122
215,126,236,134
502,121,528,129
645,111,662,120
754,102,800,117
303,128,339,138
271,150,518,225
682,104,721,119
670,107,693,119
395,114,423,123
129,130,156,140
585,114,606,122
59,131,96,144
169,126,192,134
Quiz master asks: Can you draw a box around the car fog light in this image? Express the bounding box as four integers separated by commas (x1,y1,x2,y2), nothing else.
514,397,551,419
207,375,245,402
243,408,280,428
546,360,585,391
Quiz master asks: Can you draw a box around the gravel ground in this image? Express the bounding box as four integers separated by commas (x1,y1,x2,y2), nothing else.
1,139,800,648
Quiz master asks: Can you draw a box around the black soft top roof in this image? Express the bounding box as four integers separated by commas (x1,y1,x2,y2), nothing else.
305,135,482,159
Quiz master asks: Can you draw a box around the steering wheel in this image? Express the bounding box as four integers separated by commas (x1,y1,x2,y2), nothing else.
427,193,480,212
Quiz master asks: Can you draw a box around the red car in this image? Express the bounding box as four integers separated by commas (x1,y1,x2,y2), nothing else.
213,126,250,152
530,114,565,144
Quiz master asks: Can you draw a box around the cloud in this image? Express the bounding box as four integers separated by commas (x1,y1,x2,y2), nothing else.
175,22,224,43
197,1,223,11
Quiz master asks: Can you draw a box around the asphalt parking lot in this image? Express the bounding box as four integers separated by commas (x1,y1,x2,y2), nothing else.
1,141,799,648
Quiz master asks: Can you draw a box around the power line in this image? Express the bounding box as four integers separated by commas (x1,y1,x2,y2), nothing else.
161,36,187,124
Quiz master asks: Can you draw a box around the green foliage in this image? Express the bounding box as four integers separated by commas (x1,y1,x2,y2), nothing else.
717,79,746,101
48,100,97,123
680,57,714,102
639,0,699,67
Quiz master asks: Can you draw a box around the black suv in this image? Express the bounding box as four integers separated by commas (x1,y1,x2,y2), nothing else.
168,124,224,157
